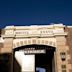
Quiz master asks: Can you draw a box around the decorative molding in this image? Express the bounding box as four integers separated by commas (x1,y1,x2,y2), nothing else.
2,24,67,38
13,38,56,48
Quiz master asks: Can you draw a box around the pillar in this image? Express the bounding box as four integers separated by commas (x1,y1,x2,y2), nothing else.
1,38,13,72
56,36,71,72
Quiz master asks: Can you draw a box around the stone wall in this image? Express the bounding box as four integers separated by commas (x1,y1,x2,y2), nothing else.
0,29,3,52
65,27,72,72
0,29,1,36
0,29,4,48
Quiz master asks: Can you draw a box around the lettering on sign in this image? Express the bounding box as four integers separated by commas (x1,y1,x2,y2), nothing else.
24,49,46,54
15,30,53,35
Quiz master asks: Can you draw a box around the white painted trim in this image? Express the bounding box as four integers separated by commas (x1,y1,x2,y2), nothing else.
67,26,72,28
4,24,65,30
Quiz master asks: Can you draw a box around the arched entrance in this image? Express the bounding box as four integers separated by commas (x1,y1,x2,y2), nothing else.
13,44,55,72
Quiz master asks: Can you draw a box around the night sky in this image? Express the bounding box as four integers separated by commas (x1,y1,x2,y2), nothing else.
0,0,72,28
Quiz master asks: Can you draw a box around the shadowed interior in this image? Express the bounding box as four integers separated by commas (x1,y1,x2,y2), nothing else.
14,44,55,72
35,49,54,72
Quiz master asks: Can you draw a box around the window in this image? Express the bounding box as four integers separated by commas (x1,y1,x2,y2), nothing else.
61,65,66,69
62,70,66,72
60,52,66,61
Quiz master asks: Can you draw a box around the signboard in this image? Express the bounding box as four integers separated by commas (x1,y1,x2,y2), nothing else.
24,49,46,54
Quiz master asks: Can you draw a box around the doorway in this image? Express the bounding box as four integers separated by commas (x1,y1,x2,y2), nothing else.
13,45,55,72
35,49,55,72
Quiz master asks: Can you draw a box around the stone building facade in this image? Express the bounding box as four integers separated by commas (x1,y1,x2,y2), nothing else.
0,24,72,72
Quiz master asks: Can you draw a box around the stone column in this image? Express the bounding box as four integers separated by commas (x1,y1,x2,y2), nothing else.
1,38,13,72
1,38,13,53
56,36,71,72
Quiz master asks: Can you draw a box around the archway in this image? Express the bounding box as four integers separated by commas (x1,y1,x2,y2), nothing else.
35,47,55,72
13,44,55,72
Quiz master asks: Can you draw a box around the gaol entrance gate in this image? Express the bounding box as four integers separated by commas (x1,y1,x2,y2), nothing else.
0,24,71,72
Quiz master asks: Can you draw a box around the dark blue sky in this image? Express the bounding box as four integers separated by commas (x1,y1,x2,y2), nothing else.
0,0,72,28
